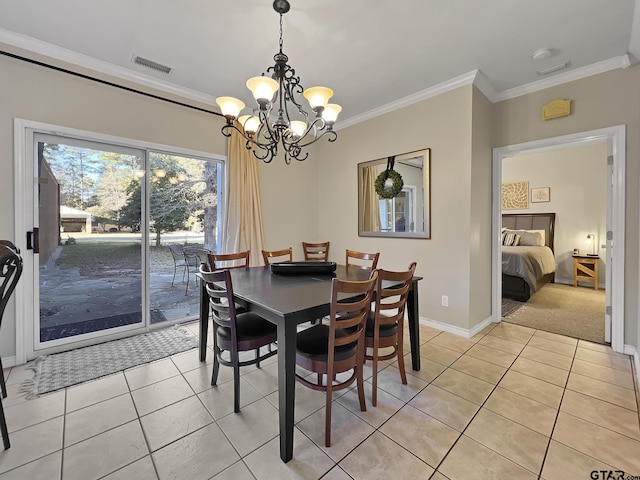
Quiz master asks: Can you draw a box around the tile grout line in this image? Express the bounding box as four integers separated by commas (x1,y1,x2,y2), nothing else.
535,341,577,479
429,326,545,477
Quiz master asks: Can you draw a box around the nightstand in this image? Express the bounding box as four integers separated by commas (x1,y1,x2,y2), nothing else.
572,255,599,290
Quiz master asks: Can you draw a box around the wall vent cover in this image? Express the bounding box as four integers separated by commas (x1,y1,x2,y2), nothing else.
131,55,172,74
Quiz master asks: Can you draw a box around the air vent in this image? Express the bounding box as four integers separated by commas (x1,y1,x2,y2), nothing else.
131,55,172,74
536,62,569,76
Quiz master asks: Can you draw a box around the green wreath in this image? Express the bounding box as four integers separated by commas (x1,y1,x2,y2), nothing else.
375,169,404,199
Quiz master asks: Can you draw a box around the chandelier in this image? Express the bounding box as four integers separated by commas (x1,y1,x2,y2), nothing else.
215,0,341,164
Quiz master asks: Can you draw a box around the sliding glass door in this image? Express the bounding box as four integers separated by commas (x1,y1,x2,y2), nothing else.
27,131,224,357
35,135,146,349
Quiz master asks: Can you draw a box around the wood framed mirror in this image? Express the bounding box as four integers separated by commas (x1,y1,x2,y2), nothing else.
358,148,430,239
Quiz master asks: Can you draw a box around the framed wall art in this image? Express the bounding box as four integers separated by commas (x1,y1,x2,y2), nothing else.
531,187,550,203
501,181,529,210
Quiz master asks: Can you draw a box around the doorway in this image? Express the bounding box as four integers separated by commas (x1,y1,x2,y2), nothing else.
492,126,625,353
14,120,225,363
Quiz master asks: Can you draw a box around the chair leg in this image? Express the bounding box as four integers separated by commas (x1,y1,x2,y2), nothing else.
171,265,177,286
211,330,220,386
325,369,333,447
396,337,407,385
357,342,367,412
0,357,6,399
255,348,261,368
372,334,379,407
0,400,10,450
185,269,190,296
233,350,241,413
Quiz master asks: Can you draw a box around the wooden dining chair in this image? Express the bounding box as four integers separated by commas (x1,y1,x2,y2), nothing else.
346,249,380,270
207,251,250,270
365,262,417,406
302,241,330,261
0,245,23,449
295,271,378,447
199,265,277,413
261,247,293,265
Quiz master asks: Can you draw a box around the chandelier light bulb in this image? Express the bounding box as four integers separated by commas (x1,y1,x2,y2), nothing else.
215,96,245,119
134,169,146,178
177,173,187,182
289,121,307,138
322,104,342,124
303,86,333,110
154,169,167,178
246,76,279,104
244,115,261,134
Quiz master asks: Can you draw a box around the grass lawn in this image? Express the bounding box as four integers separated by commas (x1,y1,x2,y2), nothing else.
56,242,174,277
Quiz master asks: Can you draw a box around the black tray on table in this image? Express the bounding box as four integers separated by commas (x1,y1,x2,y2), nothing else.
270,261,337,275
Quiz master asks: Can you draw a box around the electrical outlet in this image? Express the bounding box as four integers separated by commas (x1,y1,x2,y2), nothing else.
441,295,448,307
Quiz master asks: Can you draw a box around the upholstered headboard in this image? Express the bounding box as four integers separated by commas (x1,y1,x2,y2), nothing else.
502,213,556,252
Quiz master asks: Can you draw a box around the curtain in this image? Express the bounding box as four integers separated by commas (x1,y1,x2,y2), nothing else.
223,125,265,266
362,165,381,232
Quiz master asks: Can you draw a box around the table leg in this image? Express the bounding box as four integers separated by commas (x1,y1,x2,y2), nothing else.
199,278,209,362
407,283,421,371
277,319,297,462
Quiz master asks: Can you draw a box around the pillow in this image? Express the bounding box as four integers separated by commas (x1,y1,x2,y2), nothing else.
501,232,520,246
504,228,545,246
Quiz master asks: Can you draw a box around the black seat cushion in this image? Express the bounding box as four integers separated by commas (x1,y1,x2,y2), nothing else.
296,325,357,362
216,312,277,342
364,311,398,338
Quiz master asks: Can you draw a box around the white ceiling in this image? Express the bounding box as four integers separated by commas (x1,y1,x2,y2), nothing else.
0,0,638,127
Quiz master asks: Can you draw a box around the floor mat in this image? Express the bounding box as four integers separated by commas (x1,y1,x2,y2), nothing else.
24,325,197,397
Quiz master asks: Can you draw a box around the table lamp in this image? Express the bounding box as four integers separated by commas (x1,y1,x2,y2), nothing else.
586,234,597,256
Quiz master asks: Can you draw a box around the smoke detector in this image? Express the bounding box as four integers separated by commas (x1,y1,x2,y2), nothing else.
532,48,552,61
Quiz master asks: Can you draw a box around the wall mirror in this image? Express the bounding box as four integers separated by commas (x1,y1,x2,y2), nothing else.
358,148,430,239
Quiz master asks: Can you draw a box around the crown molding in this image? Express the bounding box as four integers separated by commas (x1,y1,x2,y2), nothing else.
0,28,218,107
336,70,478,130
493,55,630,102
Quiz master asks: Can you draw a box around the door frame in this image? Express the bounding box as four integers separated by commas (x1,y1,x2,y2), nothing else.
14,118,226,364
491,125,625,353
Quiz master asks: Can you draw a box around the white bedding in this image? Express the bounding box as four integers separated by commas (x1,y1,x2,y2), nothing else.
502,245,556,292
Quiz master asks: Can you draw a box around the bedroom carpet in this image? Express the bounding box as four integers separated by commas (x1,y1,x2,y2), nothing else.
502,283,606,343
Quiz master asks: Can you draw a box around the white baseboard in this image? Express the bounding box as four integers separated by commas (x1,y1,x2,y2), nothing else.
623,344,640,386
420,315,493,339
0,356,17,368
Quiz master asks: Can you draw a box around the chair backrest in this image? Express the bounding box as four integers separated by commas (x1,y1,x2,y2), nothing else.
373,262,417,327
302,242,330,261
346,249,380,270
183,246,208,267
328,271,378,353
208,251,250,270
0,246,23,324
168,244,185,262
262,247,293,265
199,266,237,335
0,241,19,254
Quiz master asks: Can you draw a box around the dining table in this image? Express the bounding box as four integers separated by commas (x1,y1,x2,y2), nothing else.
197,264,422,462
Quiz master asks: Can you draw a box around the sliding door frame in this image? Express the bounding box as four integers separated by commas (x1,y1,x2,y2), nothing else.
14,118,226,364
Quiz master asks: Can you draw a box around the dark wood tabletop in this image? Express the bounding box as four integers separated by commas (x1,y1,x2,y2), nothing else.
197,264,422,462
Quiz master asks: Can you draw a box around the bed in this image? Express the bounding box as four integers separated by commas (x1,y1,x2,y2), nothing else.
502,213,556,302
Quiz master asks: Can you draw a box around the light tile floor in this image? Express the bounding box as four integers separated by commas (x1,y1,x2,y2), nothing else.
0,321,638,479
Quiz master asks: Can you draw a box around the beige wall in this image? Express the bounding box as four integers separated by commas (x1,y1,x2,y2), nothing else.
469,87,493,327
316,86,479,330
503,143,608,285
492,66,640,347
258,146,320,261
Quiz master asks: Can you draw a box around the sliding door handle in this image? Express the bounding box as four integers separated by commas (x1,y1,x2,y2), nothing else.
26,228,39,253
